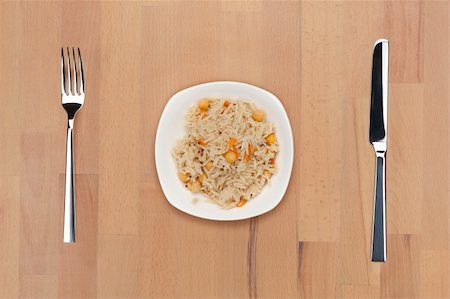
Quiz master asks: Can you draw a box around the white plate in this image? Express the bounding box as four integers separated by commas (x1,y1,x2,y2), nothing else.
155,81,294,220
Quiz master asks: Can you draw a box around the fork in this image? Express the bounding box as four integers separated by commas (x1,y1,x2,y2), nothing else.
61,47,85,243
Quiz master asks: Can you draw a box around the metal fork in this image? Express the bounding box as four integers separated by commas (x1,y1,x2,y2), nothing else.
61,47,85,243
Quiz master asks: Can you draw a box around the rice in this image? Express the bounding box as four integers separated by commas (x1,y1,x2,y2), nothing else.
172,98,278,209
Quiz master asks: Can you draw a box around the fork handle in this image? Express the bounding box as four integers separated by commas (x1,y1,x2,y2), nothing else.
371,153,386,262
64,119,76,243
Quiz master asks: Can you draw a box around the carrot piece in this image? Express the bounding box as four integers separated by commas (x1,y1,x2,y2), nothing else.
198,139,207,146
228,138,237,147
244,143,254,161
232,147,238,156
224,100,231,107
237,198,247,208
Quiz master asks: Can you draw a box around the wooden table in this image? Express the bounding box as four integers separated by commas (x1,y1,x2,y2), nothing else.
1,1,448,298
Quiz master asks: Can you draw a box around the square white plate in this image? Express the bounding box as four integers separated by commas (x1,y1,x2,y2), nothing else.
155,81,294,220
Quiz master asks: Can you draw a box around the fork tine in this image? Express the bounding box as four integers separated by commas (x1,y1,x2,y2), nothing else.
78,48,84,93
61,48,66,95
72,47,78,94
66,47,72,95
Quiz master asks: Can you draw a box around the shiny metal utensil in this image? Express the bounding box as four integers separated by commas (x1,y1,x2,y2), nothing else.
369,39,388,262
61,47,85,243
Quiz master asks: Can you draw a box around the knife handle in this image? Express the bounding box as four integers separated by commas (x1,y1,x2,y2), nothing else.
371,153,386,262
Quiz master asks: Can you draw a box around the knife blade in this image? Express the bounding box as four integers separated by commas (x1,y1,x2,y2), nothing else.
369,39,388,262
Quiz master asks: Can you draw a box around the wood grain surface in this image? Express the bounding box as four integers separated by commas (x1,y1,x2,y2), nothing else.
0,1,449,298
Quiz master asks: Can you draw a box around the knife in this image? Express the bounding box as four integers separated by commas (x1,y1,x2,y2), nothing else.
369,39,388,262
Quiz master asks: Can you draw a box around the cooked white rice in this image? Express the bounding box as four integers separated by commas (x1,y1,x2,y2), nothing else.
172,98,278,209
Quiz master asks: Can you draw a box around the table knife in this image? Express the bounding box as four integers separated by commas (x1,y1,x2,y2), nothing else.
369,39,388,262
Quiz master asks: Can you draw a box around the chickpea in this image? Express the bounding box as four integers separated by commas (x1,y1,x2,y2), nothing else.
205,161,214,171
263,170,272,177
187,180,201,193
178,172,190,182
224,151,238,164
265,133,276,145
198,173,207,183
252,109,265,122
198,99,209,110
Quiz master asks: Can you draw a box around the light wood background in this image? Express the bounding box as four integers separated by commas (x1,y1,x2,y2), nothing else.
0,1,449,298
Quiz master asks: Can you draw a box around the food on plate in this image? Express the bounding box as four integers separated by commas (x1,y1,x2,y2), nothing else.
172,98,278,209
